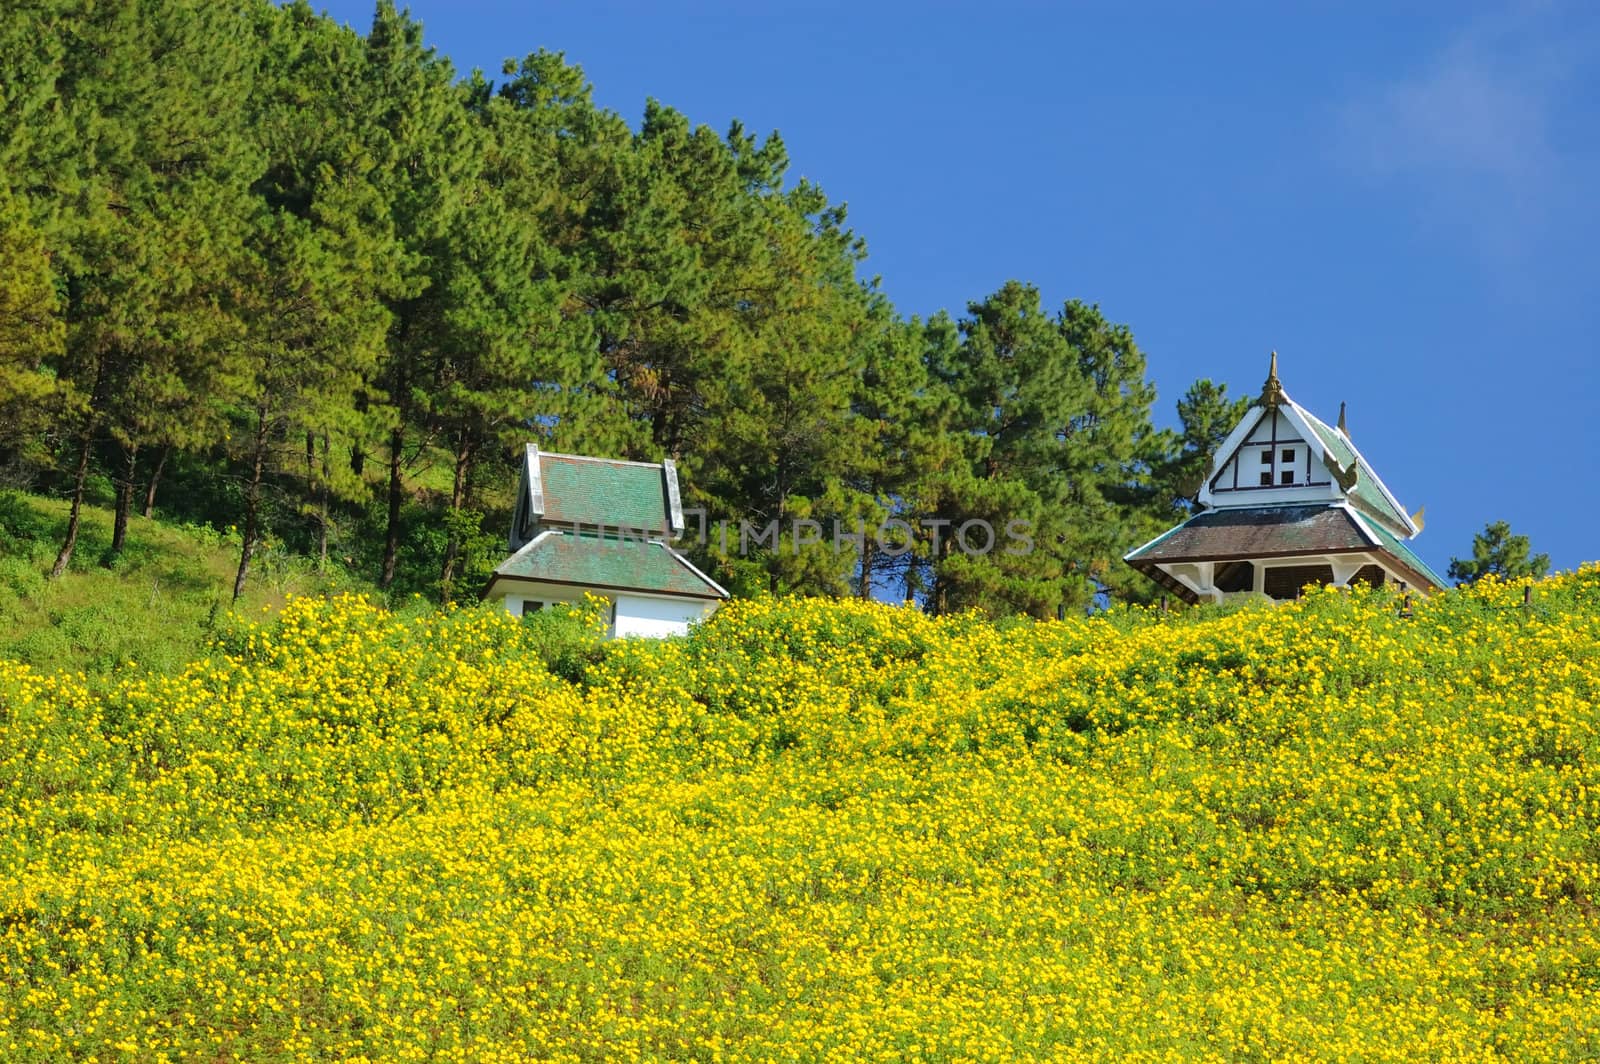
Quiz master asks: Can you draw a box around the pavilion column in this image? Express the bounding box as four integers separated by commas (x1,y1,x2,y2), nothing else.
1329,556,1364,587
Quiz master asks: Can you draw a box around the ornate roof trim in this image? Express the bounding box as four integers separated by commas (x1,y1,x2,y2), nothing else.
1293,402,1417,537
1196,357,1418,538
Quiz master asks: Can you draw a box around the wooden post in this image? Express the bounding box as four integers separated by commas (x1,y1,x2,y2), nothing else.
1523,585,1533,609
1160,594,1168,614
1399,580,1411,619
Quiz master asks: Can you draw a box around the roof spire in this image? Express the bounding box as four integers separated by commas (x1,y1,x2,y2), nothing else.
1337,401,1349,437
1259,350,1286,408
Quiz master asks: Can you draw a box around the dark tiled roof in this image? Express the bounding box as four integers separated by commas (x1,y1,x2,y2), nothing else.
1126,505,1370,562
539,454,669,532
491,532,724,599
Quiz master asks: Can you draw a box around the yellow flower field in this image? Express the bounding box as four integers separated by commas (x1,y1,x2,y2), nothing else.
3,571,1600,1061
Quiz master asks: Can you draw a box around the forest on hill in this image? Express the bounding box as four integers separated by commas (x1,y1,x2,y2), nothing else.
0,0,1248,613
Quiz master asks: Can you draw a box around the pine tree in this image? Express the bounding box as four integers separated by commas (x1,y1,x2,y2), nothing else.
1148,378,1251,512
1053,299,1162,606
224,207,390,600
221,0,399,595
0,192,66,473
426,55,626,597
838,309,955,599
1448,521,1551,585
357,1,477,589
43,0,260,574
704,171,875,596
917,284,1165,615
922,282,1086,616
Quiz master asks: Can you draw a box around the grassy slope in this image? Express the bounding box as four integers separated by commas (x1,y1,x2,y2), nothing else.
0,491,368,677
3,572,1600,1060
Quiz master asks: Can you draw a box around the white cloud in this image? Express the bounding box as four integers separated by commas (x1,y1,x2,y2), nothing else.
1333,5,1595,269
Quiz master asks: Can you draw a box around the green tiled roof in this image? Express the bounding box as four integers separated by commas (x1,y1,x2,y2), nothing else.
539,454,668,532
1361,517,1450,591
492,532,724,599
1298,408,1413,535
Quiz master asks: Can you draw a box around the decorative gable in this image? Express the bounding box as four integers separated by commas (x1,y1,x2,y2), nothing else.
1125,352,1441,603
1206,406,1332,502
1197,353,1418,537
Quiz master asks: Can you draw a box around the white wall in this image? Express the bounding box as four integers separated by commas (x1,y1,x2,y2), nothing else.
1213,410,1316,497
491,582,588,618
488,583,720,638
613,593,717,638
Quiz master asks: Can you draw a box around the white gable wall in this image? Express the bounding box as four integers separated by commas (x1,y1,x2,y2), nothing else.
613,593,717,638
1201,405,1344,510
486,580,717,638
1212,409,1320,495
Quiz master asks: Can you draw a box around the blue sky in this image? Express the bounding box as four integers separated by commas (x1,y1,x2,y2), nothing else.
317,0,1599,576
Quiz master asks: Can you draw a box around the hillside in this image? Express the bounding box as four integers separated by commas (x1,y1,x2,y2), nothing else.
0,491,370,677
3,573,1599,1060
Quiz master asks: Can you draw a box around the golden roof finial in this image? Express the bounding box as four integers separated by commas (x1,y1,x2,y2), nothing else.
1337,401,1349,437
1259,350,1285,408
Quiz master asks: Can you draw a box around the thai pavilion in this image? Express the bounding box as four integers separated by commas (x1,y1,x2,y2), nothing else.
481,445,728,637
1125,354,1448,603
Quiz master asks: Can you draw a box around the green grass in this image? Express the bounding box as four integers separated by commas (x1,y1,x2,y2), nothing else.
0,489,371,678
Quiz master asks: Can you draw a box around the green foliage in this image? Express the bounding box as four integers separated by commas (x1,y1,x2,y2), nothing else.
918,283,1164,616
1,0,1266,615
1448,519,1552,585
0,192,65,468
515,596,611,683
1152,377,1252,510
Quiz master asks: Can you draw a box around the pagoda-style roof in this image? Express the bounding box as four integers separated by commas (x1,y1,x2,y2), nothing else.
485,530,727,601
538,453,678,533
1357,515,1450,592
1197,354,1419,539
1126,503,1448,600
489,444,727,605
1125,354,1443,603
1128,504,1370,562
509,446,685,552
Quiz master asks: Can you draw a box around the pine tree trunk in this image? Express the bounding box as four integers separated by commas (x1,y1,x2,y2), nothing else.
317,435,330,572
49,425,95,579
141,444,170,518
108,442,139,559
51,358,107,579
305,433,325,574
858,538,877,599
380,426,404,589
438,433,473,597
232,412,268,602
